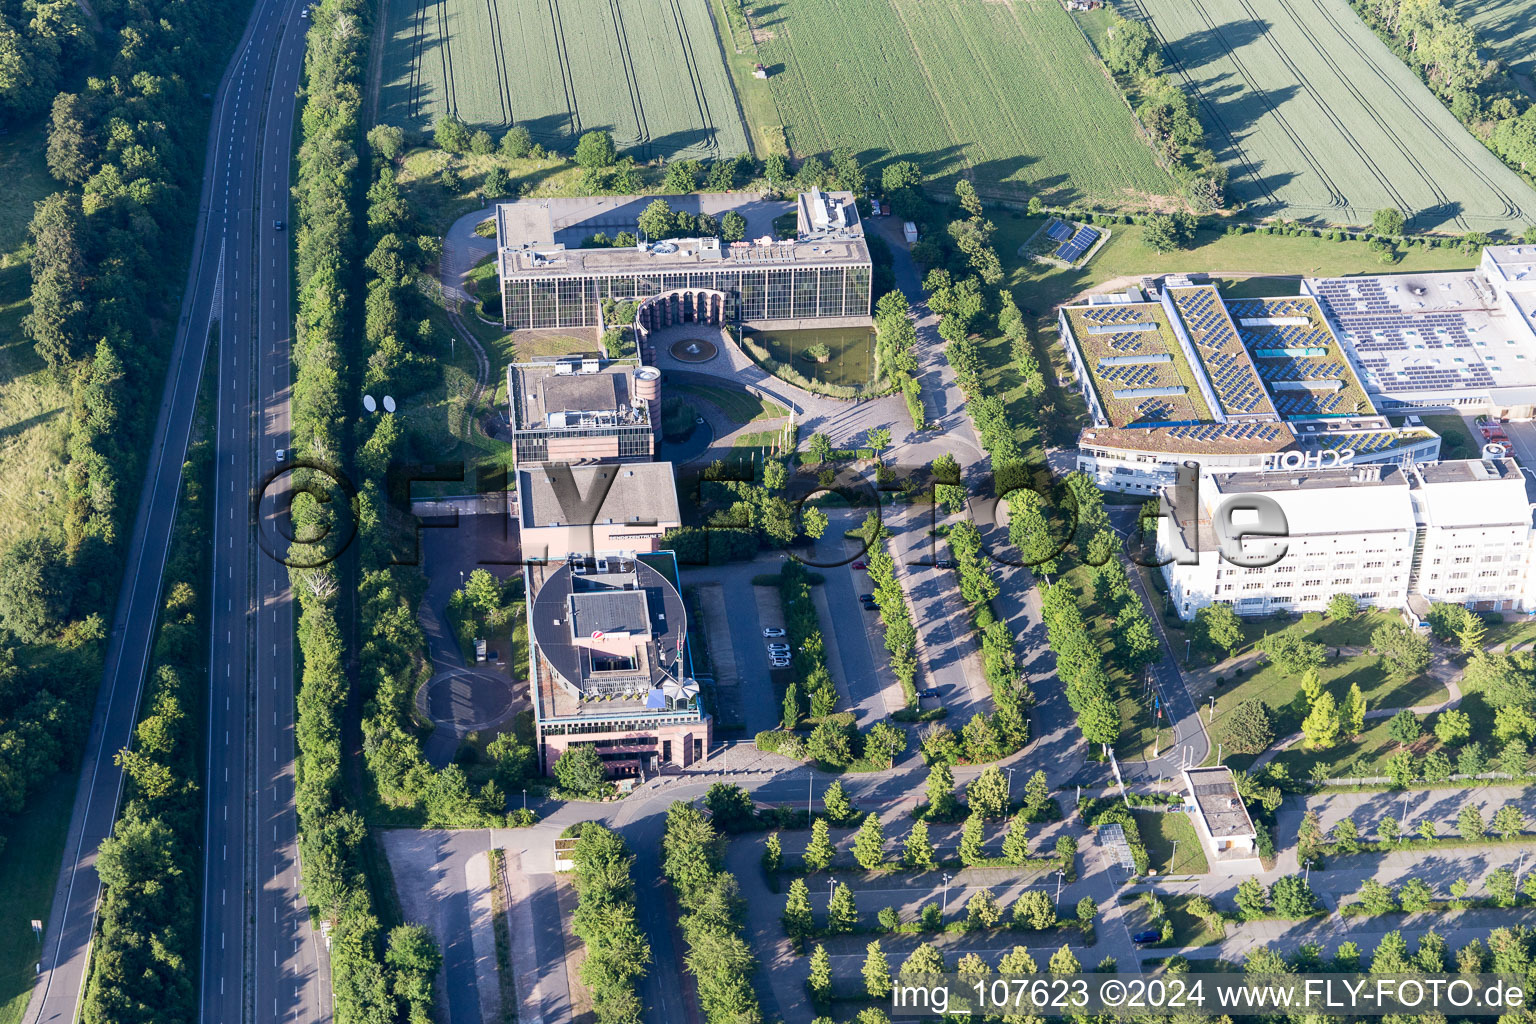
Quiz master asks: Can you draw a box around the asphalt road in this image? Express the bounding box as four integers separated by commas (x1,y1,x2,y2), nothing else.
25,3,322,1023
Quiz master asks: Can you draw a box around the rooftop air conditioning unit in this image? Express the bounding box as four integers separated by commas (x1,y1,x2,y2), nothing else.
595,558,610,572
580,358,601,374
555,361,576,375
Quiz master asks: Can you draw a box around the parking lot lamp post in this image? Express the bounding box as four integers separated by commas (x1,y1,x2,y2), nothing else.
941,873,952,919
1304,858,1312,886
521,789,526,812
1005,767,1016,804
1170,840,1179,874
808,770,813,819
1055,870,1064,906
1208,696,1216,724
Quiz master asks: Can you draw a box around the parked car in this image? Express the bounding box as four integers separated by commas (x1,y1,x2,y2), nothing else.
275,448,286,463
770,657,791,668
762,627,786,638
918,687,940,699
851,560,867,570
767,643,790,653
1132,930,1161,945
859,593,875,602
934,558,955,569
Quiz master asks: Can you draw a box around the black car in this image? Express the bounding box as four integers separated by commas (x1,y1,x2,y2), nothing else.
934,559,955,569
859,593,875,602
1132,929,1161,945
918,687,940,699
274,219,285,230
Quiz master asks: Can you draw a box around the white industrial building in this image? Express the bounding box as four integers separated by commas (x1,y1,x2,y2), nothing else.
1159,457,1536,620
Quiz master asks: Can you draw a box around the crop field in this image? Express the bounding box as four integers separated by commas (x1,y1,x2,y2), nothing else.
751,0,1175,208
1452,0,1536,80
1127,0,1536,230
379,0,749,161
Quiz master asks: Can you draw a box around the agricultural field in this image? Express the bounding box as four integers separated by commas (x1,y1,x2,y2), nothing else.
1128,0,1536,230
379,0,749,161
751,0,1175,208
1452,0,1536,81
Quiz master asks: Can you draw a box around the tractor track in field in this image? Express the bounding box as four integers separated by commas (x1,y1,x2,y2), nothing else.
664,0,721,160
607,0,653,153
406,0,430,119
1305,0,1524,228
1274,0,1462,230
1122,0,1281,213
433,0,461,118
547,0,581,136
483,0,513,126
1192,0,1350,213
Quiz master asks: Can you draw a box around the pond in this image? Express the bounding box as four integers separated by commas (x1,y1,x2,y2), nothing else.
743,325,876,388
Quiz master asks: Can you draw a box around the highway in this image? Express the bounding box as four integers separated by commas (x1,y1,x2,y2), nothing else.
25,2,323,1023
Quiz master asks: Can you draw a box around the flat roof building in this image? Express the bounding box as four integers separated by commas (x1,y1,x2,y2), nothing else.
506,356,657,465
525,553,709,777
1181,767,1261,871
518,462,681,561
494,189,873,332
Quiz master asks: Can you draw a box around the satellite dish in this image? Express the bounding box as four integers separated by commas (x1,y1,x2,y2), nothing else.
382,395,396,413
362,394,377,413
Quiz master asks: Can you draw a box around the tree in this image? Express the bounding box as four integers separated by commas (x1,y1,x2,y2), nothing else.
552,744,604,796
958,812,985,865
1223,698,1274,754
469,129,495,155
1418,819,1438,841
1458,613,1489,655
783,879,813,943
1435,708,1471,745
925,762,956,818
501,126,533,158
0,535,70,643
1077,896,1099,927
1196,602,1243,658
1013,890,1056,931
1372,622,1432,680
721,210,747,242
638,199,674,240
1259,630,1326,675
1048,945,1081,975
1488,867,1518,907
1399,877,1434,913
1342,682,1367,738
1236,878,1268,918
882,160,923,194
853,813,886,869
763,833,782,875
482,165,511,198
965,887,1003,929
1331,817,1360,854
1001,812,1031,865
806,720,852,767
1022,770,1051,816
863,941,891,999
1301,690,1342,749
1457,804,1485,840
823,780,854,825
1372,207,1406,237
868,426,891,453
903,820,936,870
1144,212,1196,252
1388,709,1423,747
575,130,618,170
1271,875,1317,918
1358,878,1397,914
806,432,833,464
1328,592,1360,620
1493,804,1527,839
367,124,405,161
434,115,470,153
827,882,858,932
967,767,1010,819
803,818,835,871
782,683,801,730
807,943,831,1002
1378,815,1401,844
863,721,906,768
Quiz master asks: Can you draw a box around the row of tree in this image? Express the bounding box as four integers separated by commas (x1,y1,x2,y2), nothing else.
1101,16,1228,209
568,823,651,1024
289,3,445,1021
872,289,923,430
1040,579,1119,748
778,559,838,726
0,0,246,914
865,536,919,704
663,803,764,1024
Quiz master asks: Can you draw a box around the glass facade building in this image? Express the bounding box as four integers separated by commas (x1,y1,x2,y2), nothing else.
502,263,873,331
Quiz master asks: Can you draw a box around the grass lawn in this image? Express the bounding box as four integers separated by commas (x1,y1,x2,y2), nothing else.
1419,414,1481,461
671,381,787,425
0,772,76,1024
1134,810,1210,876
1162,893,1226,948
1484,618,1536,652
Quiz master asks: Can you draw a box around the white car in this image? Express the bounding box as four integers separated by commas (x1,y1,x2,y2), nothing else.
275,448,286,463
767,643,790,652
770,658,791,668
762,627,786,638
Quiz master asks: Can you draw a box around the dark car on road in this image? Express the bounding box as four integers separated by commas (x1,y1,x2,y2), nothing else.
918,687,940,699
1132,930,1161,945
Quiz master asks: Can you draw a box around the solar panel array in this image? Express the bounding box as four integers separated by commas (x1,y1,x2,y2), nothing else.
1164,422,1285,443
1311,277,1495,391
1098,363,1165,388
1170,287,1272,416
1108,333,1147,353
1232,296,1367,419
1056,226,1100,263
1083,306,1153,325
1045,218,1075,243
